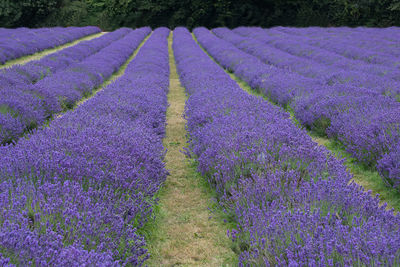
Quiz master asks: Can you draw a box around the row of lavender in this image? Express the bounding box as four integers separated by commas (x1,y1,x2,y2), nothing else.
198,27,400,191
234,27,400,79
224,27,400,94
174,27,400,266
0,26,100,64
0,28,135,141
0,27,169,266
0,28,150,144
271,26,400,67
1,28,130,86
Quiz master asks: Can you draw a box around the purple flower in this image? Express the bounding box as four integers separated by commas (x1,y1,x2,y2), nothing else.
175,26,400,265
0,27,100,64
0,27,170,265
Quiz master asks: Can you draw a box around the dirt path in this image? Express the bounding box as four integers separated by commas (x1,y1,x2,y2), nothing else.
0,32,105,69
144,32,237,267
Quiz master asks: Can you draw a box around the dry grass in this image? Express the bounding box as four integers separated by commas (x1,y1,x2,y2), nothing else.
144,32,237,267
0,32,105,69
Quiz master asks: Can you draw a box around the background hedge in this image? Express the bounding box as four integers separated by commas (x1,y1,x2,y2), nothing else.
1,0,400,30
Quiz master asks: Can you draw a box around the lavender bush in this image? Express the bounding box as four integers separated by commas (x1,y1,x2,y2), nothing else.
175,27,400,265
214,27,400,96
234,27,400,80
0,27,150,144
275,27,400,67
196,27,400,192
0,27,170,265
10,28,132,84
0,26,100,64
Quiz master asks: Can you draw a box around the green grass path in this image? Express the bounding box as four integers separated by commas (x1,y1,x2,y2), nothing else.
143,32,237,267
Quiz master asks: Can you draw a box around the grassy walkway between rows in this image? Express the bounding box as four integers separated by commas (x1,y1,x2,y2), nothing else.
0,32,105,69
192,33,400,213
144,32,237,266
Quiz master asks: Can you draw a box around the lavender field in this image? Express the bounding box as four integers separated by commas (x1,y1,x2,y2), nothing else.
0,26,399,266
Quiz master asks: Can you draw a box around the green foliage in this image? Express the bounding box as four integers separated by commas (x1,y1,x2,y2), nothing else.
0,0,62,27
1,0,400,29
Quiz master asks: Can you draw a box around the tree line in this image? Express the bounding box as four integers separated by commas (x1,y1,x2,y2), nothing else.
1,0,400,30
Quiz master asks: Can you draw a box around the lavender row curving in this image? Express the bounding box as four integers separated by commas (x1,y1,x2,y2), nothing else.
0,27,170,266
280,27,400,65
0,28,132,86
215,27,400,95
194,27,318,106
269,27,400,80
175,27,400,266
196,27,400,192
235,26,400,70
0,27,151,144
231,27,400,189
0,26,101,64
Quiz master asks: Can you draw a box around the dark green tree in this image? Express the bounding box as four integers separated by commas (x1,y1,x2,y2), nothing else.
2,0,400,29
0,0,61,28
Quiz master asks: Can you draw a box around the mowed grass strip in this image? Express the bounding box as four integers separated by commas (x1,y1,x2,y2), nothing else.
143,32,237,267
192,32,400,213
0,32,105,69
